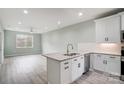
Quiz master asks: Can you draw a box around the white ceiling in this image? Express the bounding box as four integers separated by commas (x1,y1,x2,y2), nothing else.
0,8,117,33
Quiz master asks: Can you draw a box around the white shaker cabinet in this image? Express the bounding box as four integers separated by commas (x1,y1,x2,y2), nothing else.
47,55,84,84
91,54,121,76
71,58,79,81
105,55,121,76
79,56,85,74
47,58,72,84
95,15,120,43
71,56,83,81
121,14,124,30
93,54,105,72
60,60,72,84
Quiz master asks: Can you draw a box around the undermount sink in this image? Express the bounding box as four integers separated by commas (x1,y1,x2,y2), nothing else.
63,53,79,56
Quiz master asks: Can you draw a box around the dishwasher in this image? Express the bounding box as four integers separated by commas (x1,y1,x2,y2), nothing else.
84,53,90,73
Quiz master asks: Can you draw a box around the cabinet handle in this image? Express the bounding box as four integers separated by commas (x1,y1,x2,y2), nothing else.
64,66,69,70
110,56,116,58
74,59,77,61
81,57,83,59
106,37,109,41
105,60,107,64
78,63,80,68
103,60,107,64
64,62,69,65
103,60,105,64
105,37,108,41
97,55,101,57
105,37,106,41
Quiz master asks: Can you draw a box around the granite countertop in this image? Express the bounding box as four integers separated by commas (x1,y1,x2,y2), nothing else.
43,53,83,61
43,52,121,62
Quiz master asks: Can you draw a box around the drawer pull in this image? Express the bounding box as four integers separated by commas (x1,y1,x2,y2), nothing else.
64,66,69,70
103,60,107,64
97,55,101,57
74,59,77,61
78,63,80,68
64,62,69,65
81,57,83,59
110,56,116,58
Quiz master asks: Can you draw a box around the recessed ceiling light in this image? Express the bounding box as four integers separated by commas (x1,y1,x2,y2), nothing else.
78,12,83,16
24,10,28,14
18,21,22,25
57,21,61,25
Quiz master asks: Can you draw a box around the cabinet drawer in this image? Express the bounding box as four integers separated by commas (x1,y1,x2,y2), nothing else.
107,55,120,61
60,60,71,84
61,60,70,65
72,58,78,61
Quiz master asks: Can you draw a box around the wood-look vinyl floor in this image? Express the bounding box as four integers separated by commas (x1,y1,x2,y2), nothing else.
0,55,47,84
0,55,124,84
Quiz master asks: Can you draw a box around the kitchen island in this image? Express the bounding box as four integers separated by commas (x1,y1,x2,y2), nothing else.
43,53,85,84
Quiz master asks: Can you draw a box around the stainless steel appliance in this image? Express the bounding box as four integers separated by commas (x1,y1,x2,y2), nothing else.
121,47,124,80
84,54,90,73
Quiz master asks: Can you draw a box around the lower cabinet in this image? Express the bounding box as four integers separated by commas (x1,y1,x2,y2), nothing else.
79,56,85,74
47,55,84,84
105,55,121,76
71,57,83,81
93,54,106,72
60,60,72,84
92,54,121,76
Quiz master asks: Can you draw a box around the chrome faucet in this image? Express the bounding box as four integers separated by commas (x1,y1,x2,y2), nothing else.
67,43,74,55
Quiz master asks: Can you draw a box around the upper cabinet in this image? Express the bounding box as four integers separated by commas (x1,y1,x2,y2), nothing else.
121,14,124,30
95,15,121,43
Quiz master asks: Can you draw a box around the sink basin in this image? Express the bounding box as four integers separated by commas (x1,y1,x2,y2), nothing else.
63,53,79,56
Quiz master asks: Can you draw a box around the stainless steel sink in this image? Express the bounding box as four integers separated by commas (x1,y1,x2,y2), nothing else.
63,53,79,56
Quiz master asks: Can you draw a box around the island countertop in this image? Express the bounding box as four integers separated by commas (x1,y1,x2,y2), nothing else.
43,53,83,61
43,51,121,62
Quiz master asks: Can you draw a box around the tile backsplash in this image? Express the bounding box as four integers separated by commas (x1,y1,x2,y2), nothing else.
78,43,122,55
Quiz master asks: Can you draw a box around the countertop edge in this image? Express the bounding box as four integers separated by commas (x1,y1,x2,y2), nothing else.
42,54,83,62
42,52,121,62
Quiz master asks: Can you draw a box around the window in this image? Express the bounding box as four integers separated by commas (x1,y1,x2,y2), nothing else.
16,34,33,48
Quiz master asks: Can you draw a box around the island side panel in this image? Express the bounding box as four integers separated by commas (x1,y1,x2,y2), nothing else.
47,58,61,84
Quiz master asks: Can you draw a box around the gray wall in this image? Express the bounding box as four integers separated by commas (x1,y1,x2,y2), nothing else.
41,20,95,54
4,30,42,57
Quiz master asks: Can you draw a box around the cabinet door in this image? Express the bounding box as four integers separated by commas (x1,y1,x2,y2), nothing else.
60,60,71,84
77,56,84,76
79,56,85,74
121,14,124,30
105,16,120,43
106,56,121,76
95,15,120,43
90,54,95,69
96,20,107,43
93,54,105,72
71,58,79,82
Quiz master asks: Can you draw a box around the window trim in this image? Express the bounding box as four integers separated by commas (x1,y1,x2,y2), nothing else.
16,34,33,48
